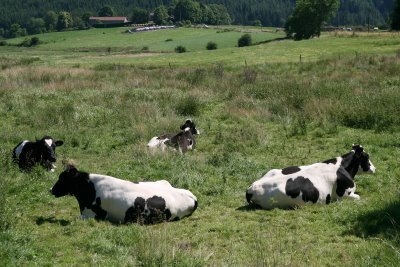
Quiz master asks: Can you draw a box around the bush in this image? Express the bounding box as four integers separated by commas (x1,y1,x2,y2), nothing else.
176,96,200,116
18,37,40,47
238,34,252,47
165,38,173,42
175,45,186,53
206,41,217,50
0,40,7,46
30,37,40,46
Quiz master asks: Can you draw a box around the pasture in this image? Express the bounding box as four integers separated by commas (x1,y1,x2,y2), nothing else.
1,26,400,266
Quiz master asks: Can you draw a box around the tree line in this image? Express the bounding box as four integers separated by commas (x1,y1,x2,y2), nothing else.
0,0,399,39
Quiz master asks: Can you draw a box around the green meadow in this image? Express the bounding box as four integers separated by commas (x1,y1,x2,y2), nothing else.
1,26,400,266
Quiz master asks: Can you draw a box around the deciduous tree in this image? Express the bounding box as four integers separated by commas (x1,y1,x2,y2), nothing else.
44,11,58,31
285,0,340,40
27,18,46,34
173,0,201,24
131,7,149,24
153,5,169,25
57,11,72,31
98,6,114,17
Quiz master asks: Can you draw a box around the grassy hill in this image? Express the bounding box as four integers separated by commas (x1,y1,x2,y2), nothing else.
1,27,400,266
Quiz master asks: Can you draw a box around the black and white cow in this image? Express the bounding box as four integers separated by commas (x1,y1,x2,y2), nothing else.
246,145,376,209
51,165,198,224
13,136,64,172
147,119,200,153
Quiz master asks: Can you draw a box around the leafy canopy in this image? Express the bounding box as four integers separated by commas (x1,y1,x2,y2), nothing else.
285,0,340,40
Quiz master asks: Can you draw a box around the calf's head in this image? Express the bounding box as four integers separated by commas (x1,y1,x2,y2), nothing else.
38,136,64,171
180,119,200,135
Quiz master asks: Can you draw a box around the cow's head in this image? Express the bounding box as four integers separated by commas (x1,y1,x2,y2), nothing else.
352,144,376,174
51,165,78,197
180,119,200,135
179,128,195,153
38,136,64,171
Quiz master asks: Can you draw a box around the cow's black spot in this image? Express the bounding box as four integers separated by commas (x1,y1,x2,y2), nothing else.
165,209,172,220
146,196,167,224
124,197,146,224
336,167,355,197
285,176,319,204
72,174,97,213
323,158,337,165
326,194,331,204
147,195,166,211
281,166,301,175
92,197,107,220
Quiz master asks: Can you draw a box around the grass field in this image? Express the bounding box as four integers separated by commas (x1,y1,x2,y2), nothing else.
1,26,400,266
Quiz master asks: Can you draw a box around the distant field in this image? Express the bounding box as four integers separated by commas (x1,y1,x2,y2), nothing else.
1,27,399,68
1,27,400,266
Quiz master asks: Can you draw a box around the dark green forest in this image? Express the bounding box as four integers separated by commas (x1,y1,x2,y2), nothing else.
0,0,395,33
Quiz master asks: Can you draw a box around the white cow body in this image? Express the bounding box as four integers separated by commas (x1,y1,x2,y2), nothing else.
52,166,198,224
246,145,375,210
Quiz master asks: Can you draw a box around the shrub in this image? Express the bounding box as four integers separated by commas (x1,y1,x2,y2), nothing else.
176,96,200,116
30,37,40,46
18,38,31,47
175,45,186,53
165,38,173,42
18,37,40,47
238,34,252,47
0,40,7,46
206,41,217,50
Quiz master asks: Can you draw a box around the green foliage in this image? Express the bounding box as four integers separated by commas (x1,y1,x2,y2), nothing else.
206,41,217,50
285,0,340,40
27,18,46,35
391,0,400,30
98,5,114,17
238,33,252,47
0,0,396,36
253,19,262,27
173,0,202,23
153,5,169,25
57,11,73,31
44,11,58,32
175,45,187,53
131,7,149,24
8,24,26,38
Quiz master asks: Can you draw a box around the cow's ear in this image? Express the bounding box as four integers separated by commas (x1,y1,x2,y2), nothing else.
65,164,78,176
55,140,64,146
352,144,363,155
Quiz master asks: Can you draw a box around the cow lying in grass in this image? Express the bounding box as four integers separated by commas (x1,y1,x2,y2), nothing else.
147,119,200,153
246,145,376,209
13,136,64,172
51,165,198,224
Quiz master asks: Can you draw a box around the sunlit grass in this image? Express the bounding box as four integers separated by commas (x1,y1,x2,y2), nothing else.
1,28,400,266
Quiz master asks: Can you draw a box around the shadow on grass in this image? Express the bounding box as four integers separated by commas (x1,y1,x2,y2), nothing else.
345,201,400,246
36,216,71,226
236,203,263,212
253,37,289,46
